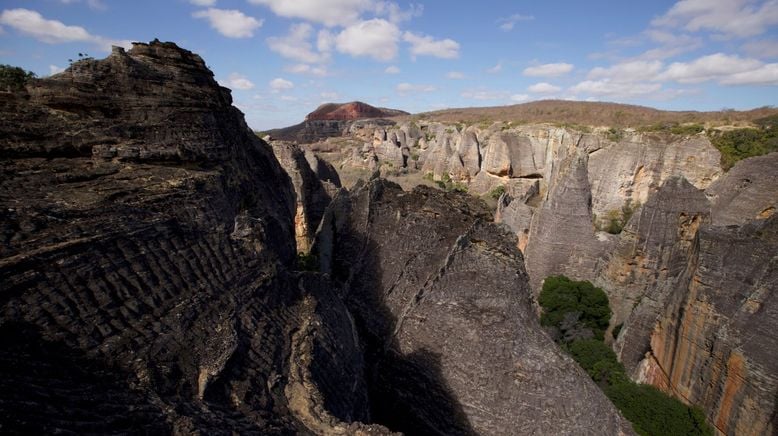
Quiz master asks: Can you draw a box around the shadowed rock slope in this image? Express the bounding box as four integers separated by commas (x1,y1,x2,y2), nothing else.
313,179,634,435
1,41,634,435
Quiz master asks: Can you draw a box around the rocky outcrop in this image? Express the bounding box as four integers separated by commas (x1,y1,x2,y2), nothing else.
271,142,336,253
706,152,778,226
313,178,635,435
632,215,778,436
0,41,386,434
601,177,711,330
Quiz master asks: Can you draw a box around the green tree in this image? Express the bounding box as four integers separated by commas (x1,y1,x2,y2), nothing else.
0,64,36,91
538,275,611,339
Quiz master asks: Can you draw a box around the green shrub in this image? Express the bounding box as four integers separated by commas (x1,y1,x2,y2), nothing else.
539,275,714,436
0,64,36,91
607,127,624,142
296,252,318,271
708,127,778,170
669,123,704,136
488,185,506,199
538,275,611,339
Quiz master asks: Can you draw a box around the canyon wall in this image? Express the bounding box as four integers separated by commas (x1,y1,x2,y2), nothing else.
336,119,777,434
0,41,634,435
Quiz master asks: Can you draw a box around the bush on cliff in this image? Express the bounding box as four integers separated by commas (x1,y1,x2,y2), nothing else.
539,275,714,436
0,64,36,92
539,275,611,340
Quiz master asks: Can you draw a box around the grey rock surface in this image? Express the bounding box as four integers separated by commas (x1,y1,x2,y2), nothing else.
313,178,635,435
706,152,778,226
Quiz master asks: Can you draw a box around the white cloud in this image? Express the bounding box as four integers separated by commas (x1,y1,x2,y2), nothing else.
267,23,329,63
317,29,335,52
336,19,399,61
446,71,465,79
720,63,778,85
190,0,216,5
652,0,778,38
0,8,129,51
225,73,255,90
192,8,262,38
248,0,371,27
320,91,340,100
657,53,763,83
58,0,106,10
284,63,328,76
48,64,65,75
511,94,530,102
270,77,294,92
587,60,664,83
384,65,400,74
743,39,778,58
523,62,574,77
374,2,423,23
461,89,509,100
527,82,561,93
396,82,435,95
403,31,459,59
487,61,503,73
496,13,534,31
570,79,662,98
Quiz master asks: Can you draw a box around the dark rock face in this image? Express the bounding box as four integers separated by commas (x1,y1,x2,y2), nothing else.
313,179,634,435
0,41,381,434
0,40,637,436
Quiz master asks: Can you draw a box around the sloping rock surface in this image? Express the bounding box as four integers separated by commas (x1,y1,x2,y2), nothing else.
313,179,634,435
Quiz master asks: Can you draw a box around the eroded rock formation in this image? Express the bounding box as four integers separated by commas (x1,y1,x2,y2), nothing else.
0,41,636,435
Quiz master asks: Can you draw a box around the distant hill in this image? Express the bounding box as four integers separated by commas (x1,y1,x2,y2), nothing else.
265,101,407,142
405,100,778,128
306,101,408,121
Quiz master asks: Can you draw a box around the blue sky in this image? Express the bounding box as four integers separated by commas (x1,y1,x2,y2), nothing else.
1,0,777,129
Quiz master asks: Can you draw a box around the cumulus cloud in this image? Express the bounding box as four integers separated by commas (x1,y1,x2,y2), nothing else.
461,89,509,100
374,1,423,23
0,8,129,51
48,64,65,75
267,23,329,63
743,39,778,59
269,77,294,92
487,62,503,73
225,73,255,90
446,71,465,79
384,65,400,74
58,0,106,10
527,82,561,93
192,8,263,38
657,53,763,83
496,13,534,31
189,0,216,5
587,60,663,83
284,63,328,76
652,0,778,38
396,82,435,95
523,62,573,77
320,91,340,100
336,19,399,61
248,0,371,27
403,31,459,59
719,63,778,85
569,80,663,98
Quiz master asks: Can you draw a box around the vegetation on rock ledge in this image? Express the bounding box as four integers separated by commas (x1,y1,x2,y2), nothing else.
540,275,713,436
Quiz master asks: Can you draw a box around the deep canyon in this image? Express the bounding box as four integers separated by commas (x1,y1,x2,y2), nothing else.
1,41,776,435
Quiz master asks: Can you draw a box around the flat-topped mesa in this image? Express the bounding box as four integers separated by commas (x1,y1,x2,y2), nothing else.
305,101,408,121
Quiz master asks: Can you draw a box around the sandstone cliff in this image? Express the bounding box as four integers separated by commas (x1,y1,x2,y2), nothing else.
0,41,635,435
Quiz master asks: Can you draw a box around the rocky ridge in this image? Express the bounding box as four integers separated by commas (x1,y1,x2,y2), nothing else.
299,116,777,434
0,41,634,435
